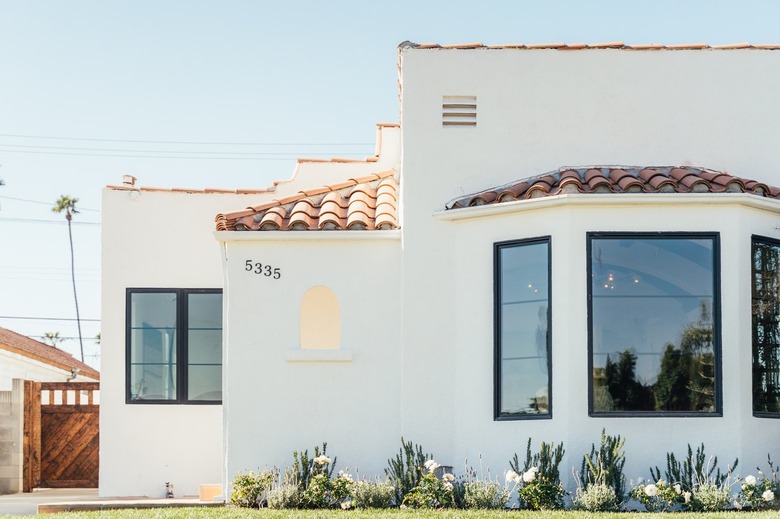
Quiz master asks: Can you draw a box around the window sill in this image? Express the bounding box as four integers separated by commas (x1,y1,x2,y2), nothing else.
285,349,353,362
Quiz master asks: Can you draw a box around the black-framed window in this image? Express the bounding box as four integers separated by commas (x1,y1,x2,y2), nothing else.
494,237,551,420
127,288,222,404
752,236,780,417
588,233,721,416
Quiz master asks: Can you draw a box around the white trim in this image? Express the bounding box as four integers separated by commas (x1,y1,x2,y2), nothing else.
215,230,401,243
434,193,780,221
284,349,353,362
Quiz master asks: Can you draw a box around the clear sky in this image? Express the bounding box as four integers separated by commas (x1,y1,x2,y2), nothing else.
1,0,778,369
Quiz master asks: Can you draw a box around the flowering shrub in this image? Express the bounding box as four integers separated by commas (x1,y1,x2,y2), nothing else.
579,429,626,505
689,482,730,512
385,437,430,505
509,439,566,510
737,457,780,510
230,469,277,508
401,459,454,508
629,478,686,512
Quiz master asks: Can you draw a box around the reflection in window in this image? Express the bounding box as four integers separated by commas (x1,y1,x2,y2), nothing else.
752,237,780,416
127,289,222,404
589,234,720,415
495,238,551,419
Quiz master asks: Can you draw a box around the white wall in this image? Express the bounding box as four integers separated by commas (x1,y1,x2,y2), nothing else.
219,234,402,486
0,350,97,391
397,47,780,486
100,188,253,497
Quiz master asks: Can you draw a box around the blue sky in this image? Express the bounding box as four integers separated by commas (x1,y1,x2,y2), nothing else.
1,0,778,368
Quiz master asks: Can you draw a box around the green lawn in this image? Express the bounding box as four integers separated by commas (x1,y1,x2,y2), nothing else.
4,509,780,519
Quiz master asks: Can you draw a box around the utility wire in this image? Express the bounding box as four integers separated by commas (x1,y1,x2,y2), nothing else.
0,133,374,146
0,195,100,212
0,217,100,225
0,148,345,160
0,143,370,156
0,315,100,322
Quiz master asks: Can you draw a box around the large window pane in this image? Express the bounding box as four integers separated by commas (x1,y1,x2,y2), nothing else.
496,238,551,418
129,292,177,401
187,293,222,401
589,235,719,414
752,237,780,416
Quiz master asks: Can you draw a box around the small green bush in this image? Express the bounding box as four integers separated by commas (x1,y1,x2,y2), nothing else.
352,478,395,508
690,482,731,511
401,469,453,509
266,482,301,509
229,469,276,508
509,438,566,510
573,482,619,512
463,479,509,509
579,429,626,504
385,437,430,505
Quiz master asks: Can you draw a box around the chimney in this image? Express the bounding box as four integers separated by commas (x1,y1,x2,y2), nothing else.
122,175,137,187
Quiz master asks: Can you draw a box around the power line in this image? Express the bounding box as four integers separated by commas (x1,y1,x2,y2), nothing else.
0,217,100,225
0,143,369,156
0,195,100,213
0,315,100,322
0,133,374,146
0,148,336,160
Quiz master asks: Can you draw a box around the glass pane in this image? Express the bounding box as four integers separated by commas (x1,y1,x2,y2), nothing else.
188,365,221,401
129,364,176,401
590,237,717,413
188,329,222,364
129,292,177,401
752,239,780,414
188,293,222,329
498,240,549,416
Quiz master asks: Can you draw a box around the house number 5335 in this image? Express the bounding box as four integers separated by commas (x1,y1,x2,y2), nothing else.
244,260,281,279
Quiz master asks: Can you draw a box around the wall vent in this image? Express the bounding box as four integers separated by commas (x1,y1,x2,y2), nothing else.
442,95,477,127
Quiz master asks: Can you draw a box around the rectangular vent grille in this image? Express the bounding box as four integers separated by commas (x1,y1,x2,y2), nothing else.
442,95,477,127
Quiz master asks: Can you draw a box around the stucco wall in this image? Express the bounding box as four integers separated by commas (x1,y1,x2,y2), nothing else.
100,188,254,497
397,46,780,485
220,234,402,485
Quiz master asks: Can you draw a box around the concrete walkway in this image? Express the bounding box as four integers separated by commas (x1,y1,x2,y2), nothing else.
0,488,224,516
0,489,99,516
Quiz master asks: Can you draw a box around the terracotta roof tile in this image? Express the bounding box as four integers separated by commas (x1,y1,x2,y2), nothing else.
445,166,780,210
404,41,780,51
216,169,399,232
0,327,99,379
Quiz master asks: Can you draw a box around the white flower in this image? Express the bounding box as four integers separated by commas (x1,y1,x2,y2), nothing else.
424,459,440,473
644,483,659,497
763,489,775,502
341,500,352,510
442,473,455,482
443,481,453,490
505,470,519,483
683,491,691,504
674,483,682,495
745,475,757,486
522,467,538,483
314,455,331,466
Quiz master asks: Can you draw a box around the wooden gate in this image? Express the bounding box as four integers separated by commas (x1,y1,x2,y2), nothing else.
23,381,99,490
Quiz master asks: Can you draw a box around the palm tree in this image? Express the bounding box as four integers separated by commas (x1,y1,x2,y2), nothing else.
52,195,84,362
43,331,63,347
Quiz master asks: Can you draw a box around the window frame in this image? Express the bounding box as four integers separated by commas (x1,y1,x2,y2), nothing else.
494,236,552,421
125,287,223,405
751,234,780,418
587,231,722,417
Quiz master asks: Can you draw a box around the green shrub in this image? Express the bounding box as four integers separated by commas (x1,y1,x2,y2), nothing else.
401,464,453,509
690,482,731,511
463,479,509,509
229,469,276,508
509,438,566,510
352,478,395,508
266,483,301,509
737,455,780,510
385,437,430,505
649,443,737,493
573,482,619,512
579,429,626,504
288,442,336,491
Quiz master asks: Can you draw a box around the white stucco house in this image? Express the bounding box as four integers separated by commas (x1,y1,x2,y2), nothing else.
101,41,780,499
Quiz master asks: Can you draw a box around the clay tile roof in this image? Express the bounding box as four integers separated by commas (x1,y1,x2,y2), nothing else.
445,166,780,210
403,41,780,51
216,169,399,231
0,327,99,379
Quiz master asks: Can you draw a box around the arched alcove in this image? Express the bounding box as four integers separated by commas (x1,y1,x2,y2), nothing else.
299,285,340,350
